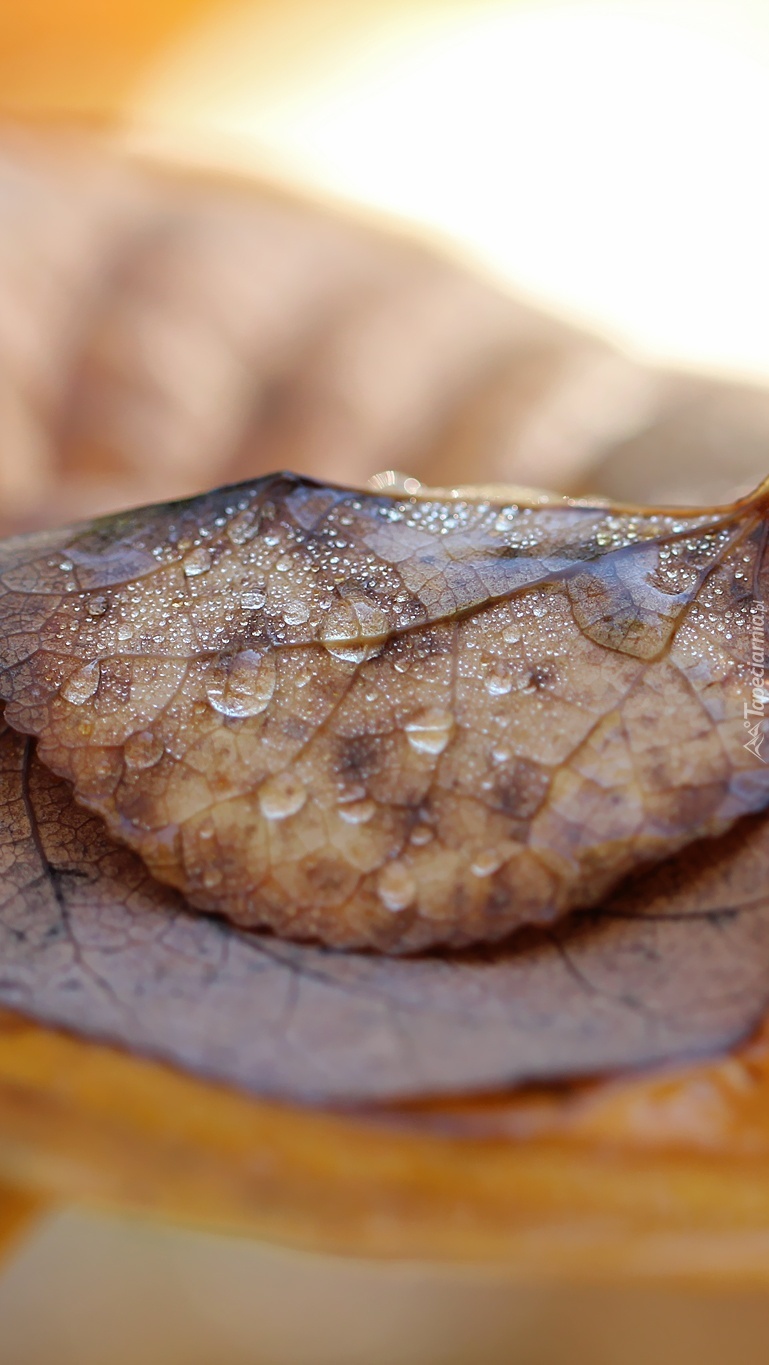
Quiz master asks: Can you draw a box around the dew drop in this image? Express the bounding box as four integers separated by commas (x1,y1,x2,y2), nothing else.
124,729,164,771
117,623,133,642
227,510,256,545
258,772,307,821
319,605,373,663
348,598,389,637
283,600,311,626
241,589,266,611
405,707,454,755
87,596,108,617
486,666,513,696
183,548,211,577
377,861,416,913
471,848,504,877
502,624,522,645
61,661,100,705
410,824,434,846
338,798,376,825
206,649,276,718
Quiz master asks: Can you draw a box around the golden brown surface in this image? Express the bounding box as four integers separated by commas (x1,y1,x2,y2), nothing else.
1,475,768,952
5,1004,769,1280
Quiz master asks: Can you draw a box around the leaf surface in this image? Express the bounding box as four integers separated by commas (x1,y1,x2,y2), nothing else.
2,720,769,1102
0,475,768,952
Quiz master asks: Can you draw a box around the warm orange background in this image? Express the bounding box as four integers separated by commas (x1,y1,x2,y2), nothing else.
0,0,215,118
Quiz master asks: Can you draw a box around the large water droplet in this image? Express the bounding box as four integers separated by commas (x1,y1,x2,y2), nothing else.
502,624,522,645
409,824,434,846
227,510,256,545
183,547,211,577
124,729,164,771
319,604,373,663
87,596,108,617
241,589,266,611
348,598,388,637
486,666,513,696
283,599,311,626
206,650,276,718
258,772,307,821
377,861,416,913
471,848,504,877
338,798,376,825
61,661,100,705
405,707,454,756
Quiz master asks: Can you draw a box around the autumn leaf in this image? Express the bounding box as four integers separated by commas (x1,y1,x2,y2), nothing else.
1,473,768,954
2,136,769,1115
3,719,769,1104
5,128,769,539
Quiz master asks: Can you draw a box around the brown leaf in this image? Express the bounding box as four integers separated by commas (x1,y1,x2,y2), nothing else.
0,474,768,957
2,719,769,1104
4,129,769,539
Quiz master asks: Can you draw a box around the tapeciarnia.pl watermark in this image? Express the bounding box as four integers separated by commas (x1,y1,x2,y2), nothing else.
744,600,768,762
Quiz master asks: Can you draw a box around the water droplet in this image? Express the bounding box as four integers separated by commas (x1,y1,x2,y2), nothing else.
117,623,133,642
319,604,373,663
283,600,310,626
124,730,164,771
241,589,266,611
258,772,307,821
275,554,292,573
61,661,100,705
471,848,504,877
486,666,512,696
348,598,388,637
206,649,276,718
227,510,256,545
410,824,434,846
183,548,211,577
87,596,108,617
405,707,454,756
338,798,376,825
377,861,416,912
502,624,522,645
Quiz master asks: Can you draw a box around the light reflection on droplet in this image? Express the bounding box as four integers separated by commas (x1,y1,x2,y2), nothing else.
405,706,454,755
124,730,164,770
183,548,211,577
377,860,416,912
258,772,307,820
206,649,276,717
338,798,376,825
61,661,100,705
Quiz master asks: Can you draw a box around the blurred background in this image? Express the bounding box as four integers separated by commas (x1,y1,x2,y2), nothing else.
2,0,769,1359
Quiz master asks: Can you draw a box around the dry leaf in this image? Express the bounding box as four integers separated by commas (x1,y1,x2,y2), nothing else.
3,719,769,1104
4,129,769,540
1,475,768,953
